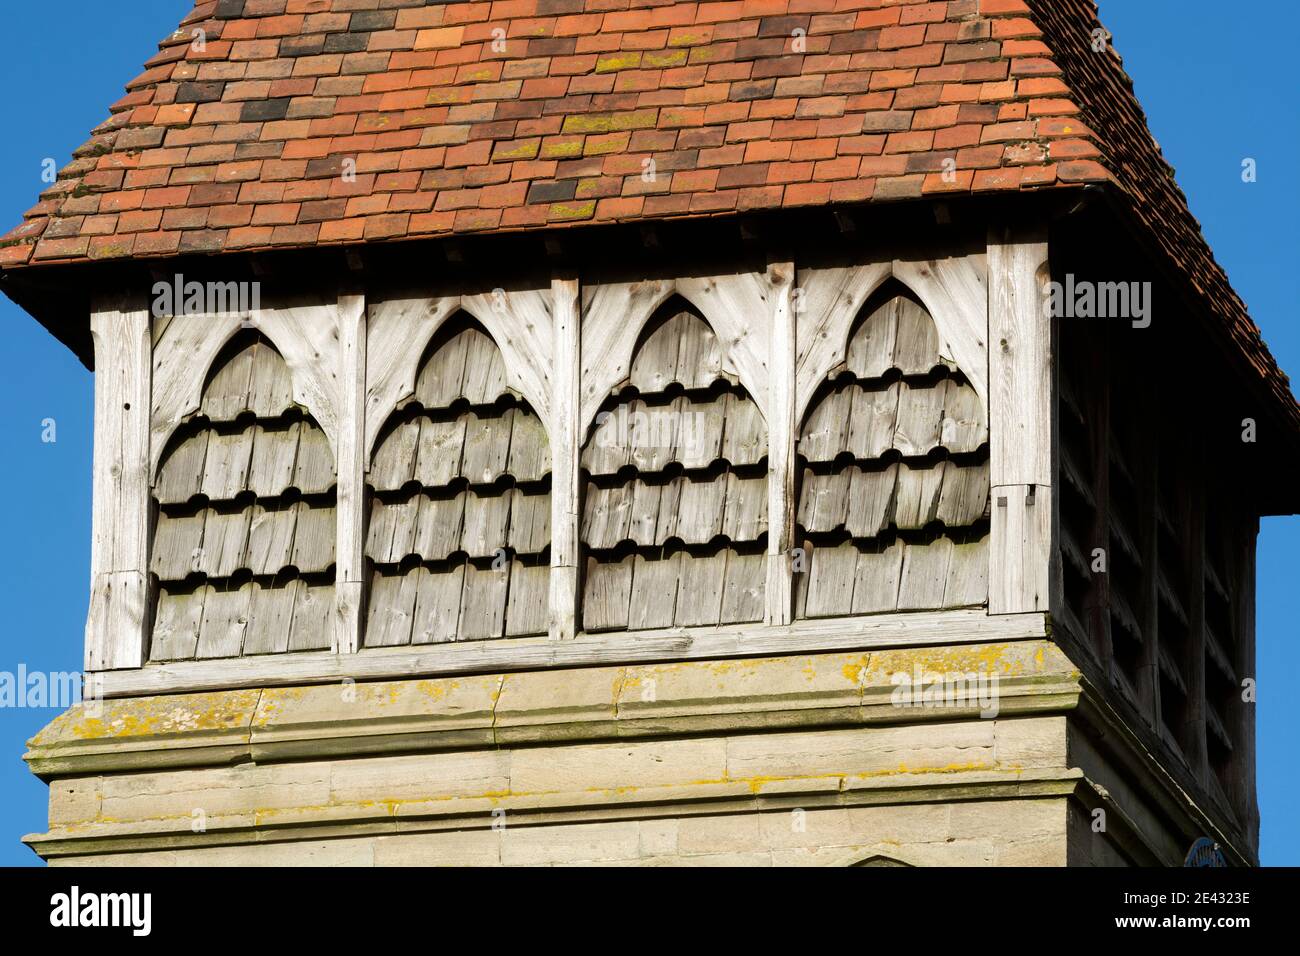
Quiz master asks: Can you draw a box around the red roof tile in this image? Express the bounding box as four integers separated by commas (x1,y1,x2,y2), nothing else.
0,0,1293,423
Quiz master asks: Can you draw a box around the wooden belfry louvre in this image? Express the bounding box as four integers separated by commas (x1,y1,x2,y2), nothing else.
150,332,337,660
580,300,767,630
1055,319,1255,814
365,316,551,645
795,284,990,617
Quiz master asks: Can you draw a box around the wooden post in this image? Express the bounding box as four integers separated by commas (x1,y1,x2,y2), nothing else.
987,222,1052,614
334,293,367,653
86,295,152,671
766,260,796,625
549,274,580,639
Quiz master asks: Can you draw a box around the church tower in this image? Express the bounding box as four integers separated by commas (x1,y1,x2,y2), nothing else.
3,0,1293,865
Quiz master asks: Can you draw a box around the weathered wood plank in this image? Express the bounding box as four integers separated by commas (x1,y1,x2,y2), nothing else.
247,421,302,498
674,551,727,626
292,424,335,494
943,535,989,608
151,512,205,580
200,428,255,500
244,582,299,656
506,561,550,637
721,471,768,541
987,221,1050,616
101,608,1051,697
896,537,955,611
719,550,765,624
507,488,551,554
366,572,416,647
288,582,334,651
766,260,795,626
290,503,338,573
335,293,367,654
802,541,857,619
844,465,897,539
412,566,464,644
195,584,251,659
989,482,1051,614
247,339,295,418
199,507,252,577
460,408,515,485
628,553,681,630
459,563,508,641
550,274,580,640
370,418,420,491
246,503,298,575
87,295,149,671
987,222,1051,486
155,431,210,505
851,538,905,614
459,492,511,558
150,587,205,662
411,493,467,561
581,555,634,632
845,382,899,461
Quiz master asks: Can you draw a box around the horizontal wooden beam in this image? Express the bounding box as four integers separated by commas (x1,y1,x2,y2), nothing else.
95,609,1048,699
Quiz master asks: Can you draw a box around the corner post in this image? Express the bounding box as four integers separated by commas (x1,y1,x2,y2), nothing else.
988,221,1052,614
86,293,152,671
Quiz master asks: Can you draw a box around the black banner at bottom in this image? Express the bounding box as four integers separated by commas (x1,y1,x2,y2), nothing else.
0,864,1281,941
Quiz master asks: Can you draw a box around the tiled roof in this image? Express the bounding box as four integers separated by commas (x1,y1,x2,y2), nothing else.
0,0,1293,421
0,0,1112,265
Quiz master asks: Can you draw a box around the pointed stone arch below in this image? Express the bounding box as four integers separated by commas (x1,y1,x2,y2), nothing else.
849,854,914,867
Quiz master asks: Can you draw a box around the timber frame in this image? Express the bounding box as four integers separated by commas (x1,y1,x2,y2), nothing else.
84,211,1050,697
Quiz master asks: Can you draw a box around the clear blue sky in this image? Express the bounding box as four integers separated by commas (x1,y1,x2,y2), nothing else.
0,1,1294,865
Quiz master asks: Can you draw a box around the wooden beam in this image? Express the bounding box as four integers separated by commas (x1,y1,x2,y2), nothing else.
549,275,580,639
766,260,796,625
86,295,151,671
334,293,367,654
95,608,1051,698
988,221,1051,614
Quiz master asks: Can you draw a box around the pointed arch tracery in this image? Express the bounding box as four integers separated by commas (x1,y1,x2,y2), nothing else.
580,298,768,631
364,314,552,645
794,282,990,618
150,331,337,660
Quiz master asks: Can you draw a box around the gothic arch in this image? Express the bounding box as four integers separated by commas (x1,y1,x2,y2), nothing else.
150,298,347,474
150,329,337,661
365,313,552,645
794,257,988,422
580,297,767,631
793,283,990,619
579,275,772,440
364,289,554,461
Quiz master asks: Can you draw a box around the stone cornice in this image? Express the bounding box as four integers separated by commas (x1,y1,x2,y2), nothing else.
28,639,1079,779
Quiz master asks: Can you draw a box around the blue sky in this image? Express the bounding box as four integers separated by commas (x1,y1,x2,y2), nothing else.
0,1,1294,865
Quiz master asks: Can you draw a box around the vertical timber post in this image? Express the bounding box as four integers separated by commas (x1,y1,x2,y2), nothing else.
766,260,796,625
550,274,580,640
335,291,367,653
86,293,152,671
988,221,1052,614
